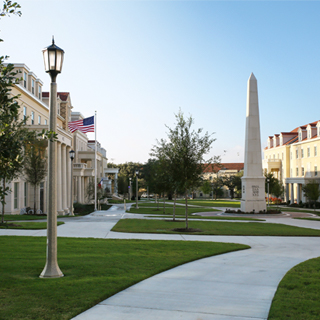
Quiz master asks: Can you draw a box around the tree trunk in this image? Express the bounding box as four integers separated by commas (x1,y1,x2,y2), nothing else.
185,191,188,230
1,179,5,224
163,195,166,214
173,191,176,221
33,184,36,214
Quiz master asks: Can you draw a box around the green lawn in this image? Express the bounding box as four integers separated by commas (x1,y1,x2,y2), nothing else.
268,257,320,320
127,207,219,216
0,236,249,320
144,215,264,221
293,217,320,221
0,221,64,229
112,219,320,236
171,199,241,208
2,214,47,221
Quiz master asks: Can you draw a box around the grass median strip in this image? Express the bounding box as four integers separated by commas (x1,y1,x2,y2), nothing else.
0,236,249,320
0,221,64,229
113,219,320,236
128,207,220,215
268,257,320,320
144,215,265,221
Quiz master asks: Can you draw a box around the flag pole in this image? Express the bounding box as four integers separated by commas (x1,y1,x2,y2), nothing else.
94,110,97,211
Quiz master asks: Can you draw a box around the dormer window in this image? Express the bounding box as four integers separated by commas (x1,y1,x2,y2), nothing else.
308,129,311,139
57,103,60,115
31,79,35,94
299,131,302,141
38,85,41,99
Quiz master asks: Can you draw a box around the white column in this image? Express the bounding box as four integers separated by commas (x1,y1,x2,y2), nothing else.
78,176,82,203
81,177,85,203
57,142,63,214
61,144,67,213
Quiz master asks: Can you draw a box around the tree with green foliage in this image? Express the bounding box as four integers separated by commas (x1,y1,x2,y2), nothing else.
302,180,320,210
24,139,47,214
201,180,212,197
211,177,224,200
152,110,215,229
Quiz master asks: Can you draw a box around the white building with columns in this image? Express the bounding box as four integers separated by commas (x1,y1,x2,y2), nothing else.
4,64,73,215
4,64,111,215
263,120,320,203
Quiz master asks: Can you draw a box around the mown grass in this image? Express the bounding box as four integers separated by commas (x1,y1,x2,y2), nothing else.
293,217,320,221
0,222,64,229
2,214,47,221
0,236,249,320
127,207,219,216
113,219,320,236
144,215,264,221
268,257,320,320
171,199,241,208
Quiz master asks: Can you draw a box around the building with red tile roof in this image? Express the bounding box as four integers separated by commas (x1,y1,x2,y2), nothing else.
263,120,320,204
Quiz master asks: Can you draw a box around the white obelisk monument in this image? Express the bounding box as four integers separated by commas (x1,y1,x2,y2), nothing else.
241,73,266,213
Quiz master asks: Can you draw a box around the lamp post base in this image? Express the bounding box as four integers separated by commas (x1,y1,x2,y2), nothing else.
40,263,64,278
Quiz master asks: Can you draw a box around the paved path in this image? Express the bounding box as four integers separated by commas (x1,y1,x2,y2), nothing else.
2,204,320,320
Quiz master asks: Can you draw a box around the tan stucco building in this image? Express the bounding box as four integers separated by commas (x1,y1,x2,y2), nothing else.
4,63,111,215
263,120,320,203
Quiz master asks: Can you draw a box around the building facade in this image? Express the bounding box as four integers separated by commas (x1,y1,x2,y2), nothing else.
263,120,320,203
4,63,111,215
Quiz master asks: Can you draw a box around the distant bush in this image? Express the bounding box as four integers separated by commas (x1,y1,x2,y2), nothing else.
73,203,111,215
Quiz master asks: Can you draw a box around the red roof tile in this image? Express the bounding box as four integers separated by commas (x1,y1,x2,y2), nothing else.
42,92,70,101
203,163,244,173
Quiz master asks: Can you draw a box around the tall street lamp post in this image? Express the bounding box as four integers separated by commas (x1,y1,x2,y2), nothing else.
40,38,64,278
135,170,139,209
267,178,270,210
129,177,132,200
69,150,75,216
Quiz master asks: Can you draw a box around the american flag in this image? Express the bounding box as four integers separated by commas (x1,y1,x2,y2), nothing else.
68,116,94,133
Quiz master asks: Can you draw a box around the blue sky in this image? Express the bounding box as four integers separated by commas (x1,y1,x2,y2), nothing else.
2,0,320,164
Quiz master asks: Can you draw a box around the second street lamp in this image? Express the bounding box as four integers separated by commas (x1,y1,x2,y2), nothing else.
69,150,75,216
135,170,139,209
40,37,64,279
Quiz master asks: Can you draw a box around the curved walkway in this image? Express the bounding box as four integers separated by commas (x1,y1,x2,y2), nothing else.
1,204,320,320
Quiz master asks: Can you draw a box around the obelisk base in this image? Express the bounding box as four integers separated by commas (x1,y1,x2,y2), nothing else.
241,177,266,213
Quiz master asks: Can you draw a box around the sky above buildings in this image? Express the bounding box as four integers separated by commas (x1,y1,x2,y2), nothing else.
2,0,320,164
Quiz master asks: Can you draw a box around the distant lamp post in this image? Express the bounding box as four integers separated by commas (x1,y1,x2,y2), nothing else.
40,37,64,279
211,183,214,201
267,178,270,210
135,170,139,209
69,150,75,216
129,177,132,200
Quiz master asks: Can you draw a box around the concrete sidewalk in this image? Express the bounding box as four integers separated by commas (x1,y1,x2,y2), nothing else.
2,205,320,320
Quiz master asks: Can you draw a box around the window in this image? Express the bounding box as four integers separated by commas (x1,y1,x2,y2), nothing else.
308,129,311,139
45,119,47,125
14,182,19,209
273,154,275,159
315,166,318,177
38,115,41,125
296,149,299,159
23,72,27,88
31,111,34,125
296,168,299,176
38,85,41,99
57,103,60,115
31,79,35,94
308,147,310,157
302,167,305,176
299,131,302,141
301,149,304,158
315,146,317,157
24,182,28,207
23,106,27,120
